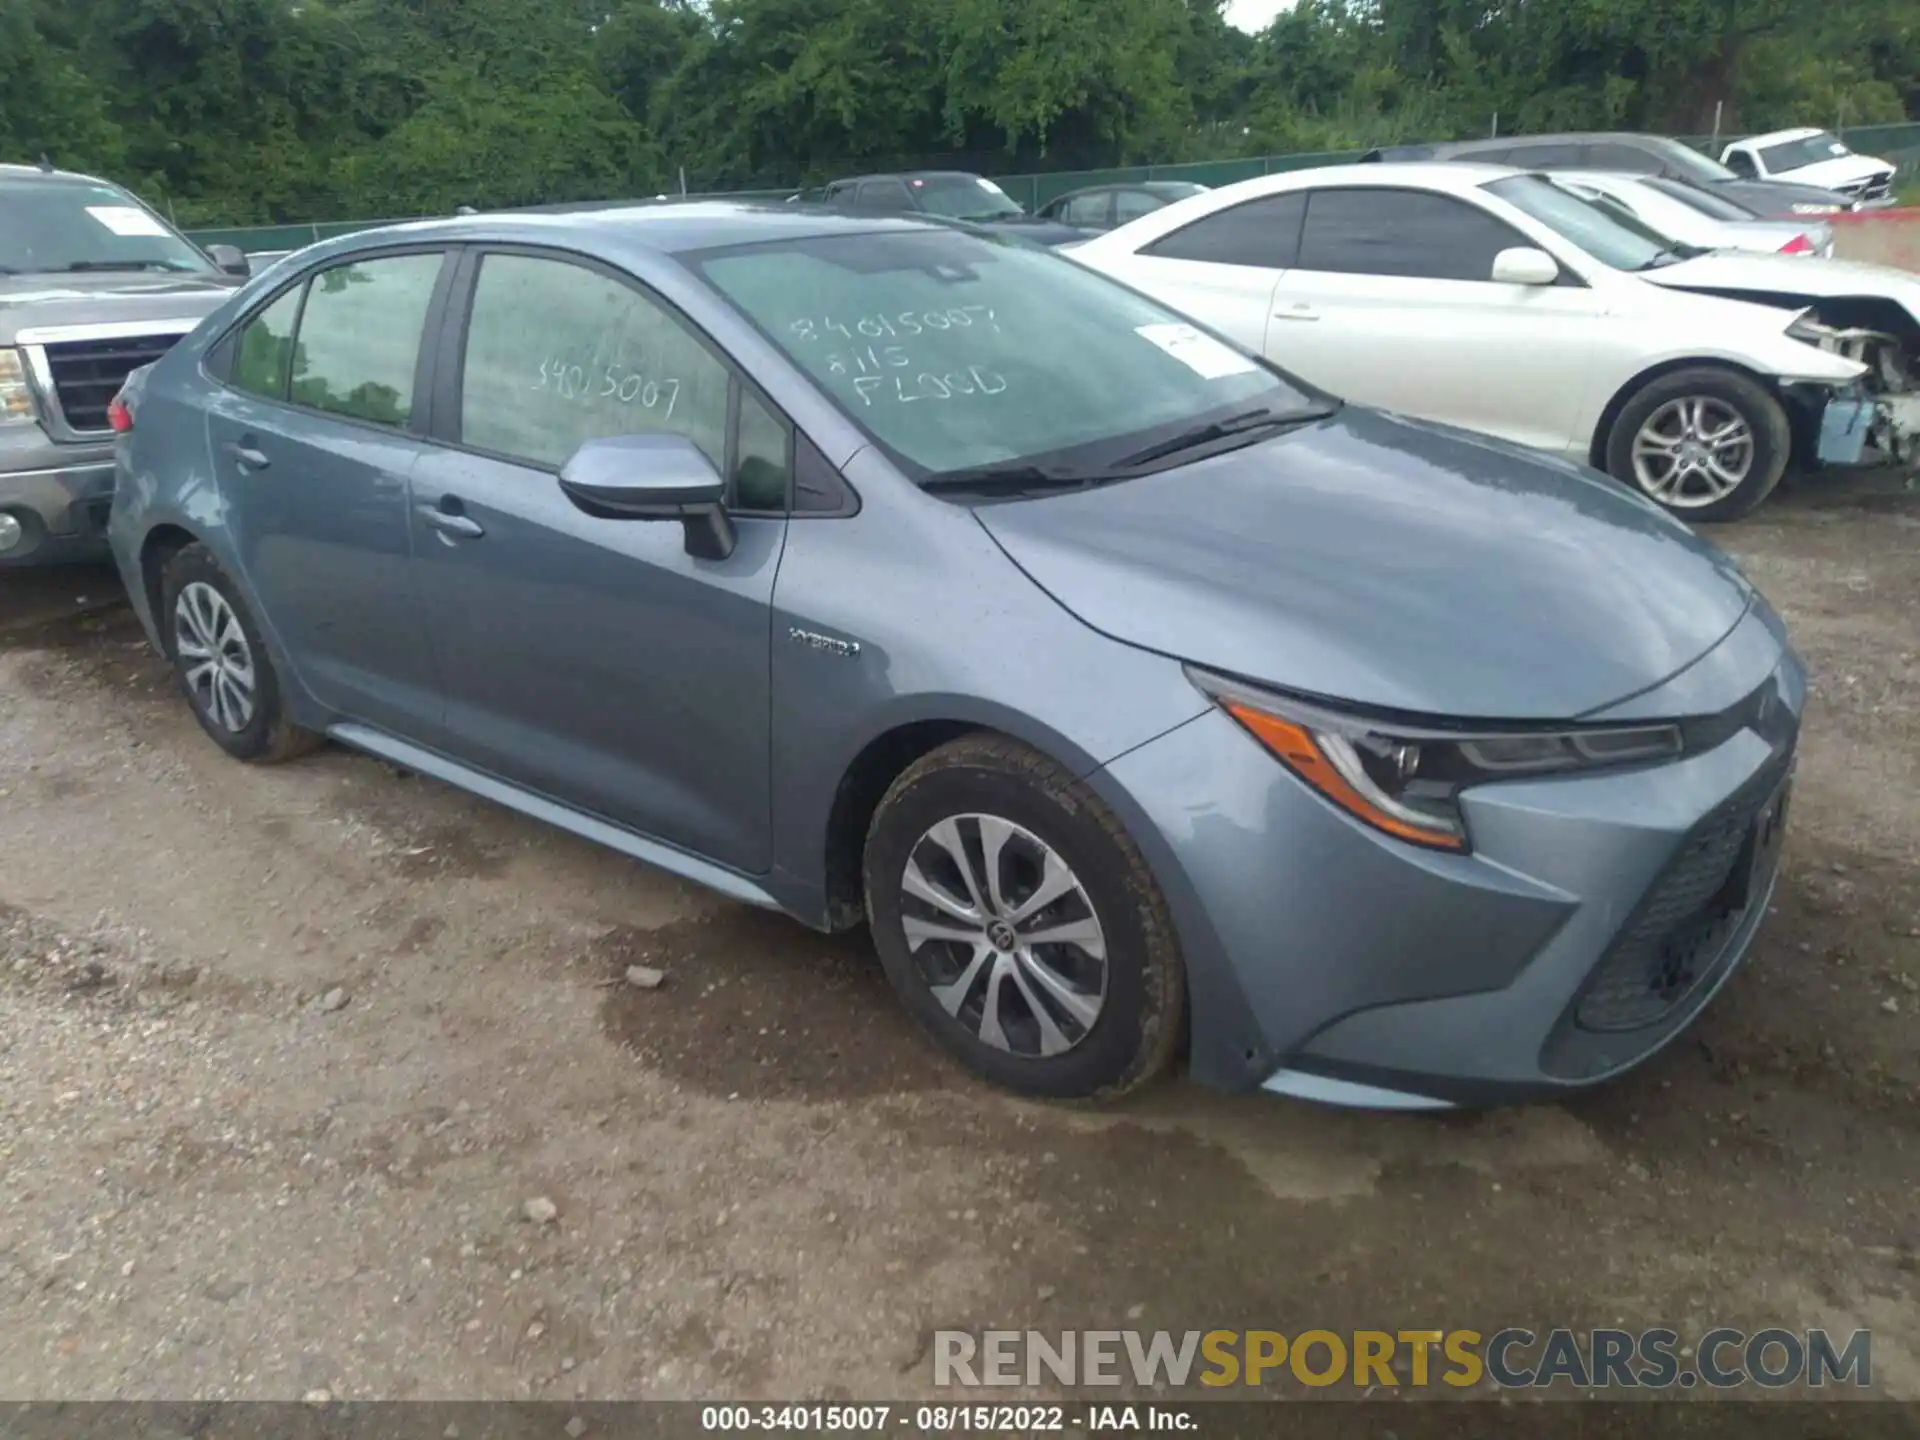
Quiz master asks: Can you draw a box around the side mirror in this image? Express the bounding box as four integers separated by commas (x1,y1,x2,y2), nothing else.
1490,246,1560,286
206,243,250,278
558,433,736,561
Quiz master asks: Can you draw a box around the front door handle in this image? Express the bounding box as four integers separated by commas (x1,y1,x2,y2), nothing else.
417,502,485,540
224,441,270,469
1271,303,1320,322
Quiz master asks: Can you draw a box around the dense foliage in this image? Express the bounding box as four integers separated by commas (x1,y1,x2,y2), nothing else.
2,0,1916,225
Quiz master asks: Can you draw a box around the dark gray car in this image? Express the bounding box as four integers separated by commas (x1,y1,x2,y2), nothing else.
1363,133,1859,217
107,203,1802,1108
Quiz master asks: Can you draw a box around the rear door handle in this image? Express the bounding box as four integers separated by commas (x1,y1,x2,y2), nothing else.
417,502,484,540
1271,303,1320,322
224,441,270,468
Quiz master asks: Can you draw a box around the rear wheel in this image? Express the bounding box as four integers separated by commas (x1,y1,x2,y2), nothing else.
161,544,321,763
862,735,1185,1099
1603,367,1791,522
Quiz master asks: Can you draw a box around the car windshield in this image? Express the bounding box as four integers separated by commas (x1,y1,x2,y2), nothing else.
908,176,1026,222
1641,175,1757,221
1641,136,1738,184
1757,132,1850,172
1485,173,1682,271
695,227,1323,480
0,176,212,276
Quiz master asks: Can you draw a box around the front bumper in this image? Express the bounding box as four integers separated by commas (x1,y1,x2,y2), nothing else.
0,429,116,566
1096,608,1803,1108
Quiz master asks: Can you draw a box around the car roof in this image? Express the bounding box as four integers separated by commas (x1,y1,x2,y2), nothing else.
322,200,965,259
0,162,116,187
1378,132,1683,159
1738,127,1825,146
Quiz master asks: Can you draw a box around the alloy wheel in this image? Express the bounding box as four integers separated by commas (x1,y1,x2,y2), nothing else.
897,813,1108,1058
1630,396,1755,508
174,581,257,734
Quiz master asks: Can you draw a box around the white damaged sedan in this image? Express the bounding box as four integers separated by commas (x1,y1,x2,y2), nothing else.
1070,163,1918,520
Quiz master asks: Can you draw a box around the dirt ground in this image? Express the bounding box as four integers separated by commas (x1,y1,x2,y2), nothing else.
0,471,1916,1405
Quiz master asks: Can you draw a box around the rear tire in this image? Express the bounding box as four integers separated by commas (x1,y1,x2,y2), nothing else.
161,544,321,764
1603,366,1790,522
862,734,1185,1099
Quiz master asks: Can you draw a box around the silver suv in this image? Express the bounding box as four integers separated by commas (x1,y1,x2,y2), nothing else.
1,161,248,566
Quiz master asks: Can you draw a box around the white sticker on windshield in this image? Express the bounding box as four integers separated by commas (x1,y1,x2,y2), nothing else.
85,205,170,238
1134,323,1257,379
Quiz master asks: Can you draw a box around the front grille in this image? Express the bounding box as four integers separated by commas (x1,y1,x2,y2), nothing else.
1573,762,1789,1032
42,334,183,433
1861,175,1893,203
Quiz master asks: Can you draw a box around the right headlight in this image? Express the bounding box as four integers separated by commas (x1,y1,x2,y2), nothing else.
1189,668,1683,853
0,348,39,427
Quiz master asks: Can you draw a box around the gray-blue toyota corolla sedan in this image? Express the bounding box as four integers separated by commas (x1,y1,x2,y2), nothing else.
106,203,1802,1109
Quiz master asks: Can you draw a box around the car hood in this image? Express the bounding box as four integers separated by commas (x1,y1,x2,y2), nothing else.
1642,250,1920,324
0,272,233,345
974,407,1755,721
1775,155,1895,189
1714,177,1856,214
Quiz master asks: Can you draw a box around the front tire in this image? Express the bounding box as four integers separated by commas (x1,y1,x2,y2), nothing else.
1603,366,1791,522
863,735,1185,1099
160,544,321,763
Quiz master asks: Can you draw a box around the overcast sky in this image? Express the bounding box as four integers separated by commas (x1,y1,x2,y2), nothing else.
1224,0,1295,32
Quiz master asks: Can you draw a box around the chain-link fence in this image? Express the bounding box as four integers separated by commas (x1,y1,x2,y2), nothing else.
184,121,1920,256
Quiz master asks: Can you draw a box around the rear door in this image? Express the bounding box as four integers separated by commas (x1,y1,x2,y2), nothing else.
203,248,451,736
1265,187,1600,455
405,247,790,873
1107,193,1305,352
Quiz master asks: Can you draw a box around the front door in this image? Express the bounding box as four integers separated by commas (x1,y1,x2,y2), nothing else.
407,250,792,874
1264,187,1600,457
205,249,448,736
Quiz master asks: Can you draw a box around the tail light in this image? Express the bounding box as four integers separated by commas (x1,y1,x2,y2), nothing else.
1778,233,1815,256
107,395,134,432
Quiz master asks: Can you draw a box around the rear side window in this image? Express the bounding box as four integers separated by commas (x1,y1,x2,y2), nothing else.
289,254,442,426
229,287,303,401
1296,189,1525,281
1142,193,1306,268
457,252,793,510
1497,142,1588,169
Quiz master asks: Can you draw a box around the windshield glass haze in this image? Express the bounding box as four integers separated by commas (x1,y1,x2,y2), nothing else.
908,176,1026,222
697,228,1318,477
1486,173,1674,270
0,177,212,276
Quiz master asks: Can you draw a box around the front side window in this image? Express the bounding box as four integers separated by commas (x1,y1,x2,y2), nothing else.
289,253,442,426
0,177,214,276
1484,173,1676,271
458,253,742,484
1061,193,1112,227
1143,193,1306,268
855,180,915,214
1114,190,1165,225
694,228,1320,480
230,287,304,401
1295,189,1525,281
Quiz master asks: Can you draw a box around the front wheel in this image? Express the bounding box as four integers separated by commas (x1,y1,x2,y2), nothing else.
1603,367,1791,522
862,735,1186,1100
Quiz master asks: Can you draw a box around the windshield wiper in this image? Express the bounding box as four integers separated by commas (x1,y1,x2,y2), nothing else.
921,463,1106,497
60,260,192,273
1635,244,1702,272
1112,406,1334,470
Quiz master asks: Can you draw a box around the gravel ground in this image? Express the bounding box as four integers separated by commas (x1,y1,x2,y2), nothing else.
0,473,1916,1404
